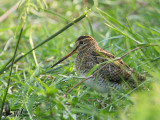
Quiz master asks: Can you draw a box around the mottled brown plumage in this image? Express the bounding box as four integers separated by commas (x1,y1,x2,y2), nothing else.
51,35,145,93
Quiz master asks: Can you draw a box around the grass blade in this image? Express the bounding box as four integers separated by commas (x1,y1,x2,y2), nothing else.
0,25,24,119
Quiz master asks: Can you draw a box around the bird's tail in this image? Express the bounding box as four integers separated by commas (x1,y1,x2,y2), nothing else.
137,74,146,82
127,73,146,88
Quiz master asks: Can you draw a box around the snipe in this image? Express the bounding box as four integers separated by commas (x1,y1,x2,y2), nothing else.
51,35,145,93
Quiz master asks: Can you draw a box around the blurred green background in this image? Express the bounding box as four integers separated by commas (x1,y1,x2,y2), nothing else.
0,0,160,119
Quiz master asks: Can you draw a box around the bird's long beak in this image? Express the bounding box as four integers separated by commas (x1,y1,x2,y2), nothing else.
51,46,78,68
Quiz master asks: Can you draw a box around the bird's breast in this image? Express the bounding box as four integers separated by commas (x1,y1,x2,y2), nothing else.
74,52,96,75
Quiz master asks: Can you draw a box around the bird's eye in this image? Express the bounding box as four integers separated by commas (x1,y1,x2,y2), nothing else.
79,41,84,44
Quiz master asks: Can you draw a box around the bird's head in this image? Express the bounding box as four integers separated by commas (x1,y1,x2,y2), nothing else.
51,35,99,68
74,35,99,52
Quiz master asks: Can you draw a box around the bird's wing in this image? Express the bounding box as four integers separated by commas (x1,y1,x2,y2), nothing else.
93,49,134,71
91,49,145,86
91,49,134,80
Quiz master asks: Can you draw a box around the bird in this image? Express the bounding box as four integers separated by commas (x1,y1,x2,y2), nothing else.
51,35,145,93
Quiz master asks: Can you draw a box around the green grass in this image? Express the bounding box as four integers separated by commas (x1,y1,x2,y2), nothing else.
0,0,160,119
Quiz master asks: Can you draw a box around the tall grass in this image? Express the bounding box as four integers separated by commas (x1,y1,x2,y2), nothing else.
0,0,160,119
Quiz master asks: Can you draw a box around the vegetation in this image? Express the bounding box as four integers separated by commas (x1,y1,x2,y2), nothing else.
0,0,160,119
